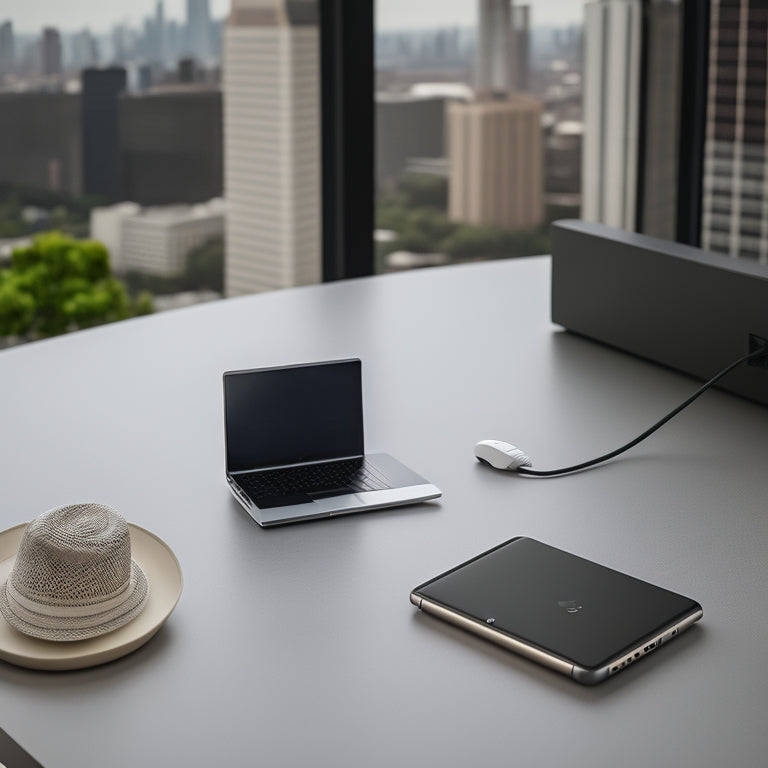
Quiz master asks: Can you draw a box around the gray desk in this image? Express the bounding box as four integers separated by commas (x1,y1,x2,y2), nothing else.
1,257,766,767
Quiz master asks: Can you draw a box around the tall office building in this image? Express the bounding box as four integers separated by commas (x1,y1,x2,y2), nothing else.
581,0,642,231
0,92,81,193
448,95,543,229
701,0,768,262
513,5,531,93
119,86,223,205
141,2,167,63
0,21,14,81
475,1,531,97
187,0,212,61
223,0,321,296
638,1,680,241
581,0,683,240
41,27,62,78
155,1,167,63
449,0,543,230
81,67,127,199
476,0,516,98
71,29,99,70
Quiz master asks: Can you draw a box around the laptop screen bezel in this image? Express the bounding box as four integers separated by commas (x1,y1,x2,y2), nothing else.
223,358,365,474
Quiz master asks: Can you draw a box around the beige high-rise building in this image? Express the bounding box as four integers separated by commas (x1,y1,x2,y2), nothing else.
449,1,543,231
223,0,320,296
448,95,543,230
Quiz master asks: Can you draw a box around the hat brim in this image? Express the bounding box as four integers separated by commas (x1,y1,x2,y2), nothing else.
0,560,149,642
0,523,182,671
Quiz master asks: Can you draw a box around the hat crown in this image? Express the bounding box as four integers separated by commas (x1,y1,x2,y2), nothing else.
11,504,132,607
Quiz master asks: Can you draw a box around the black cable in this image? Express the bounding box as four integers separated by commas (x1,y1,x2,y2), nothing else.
518,346,768,477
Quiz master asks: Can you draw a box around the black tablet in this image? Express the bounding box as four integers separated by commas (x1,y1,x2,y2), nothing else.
410,537,702,685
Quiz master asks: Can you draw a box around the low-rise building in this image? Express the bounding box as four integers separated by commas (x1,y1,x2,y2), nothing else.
90,198,224,276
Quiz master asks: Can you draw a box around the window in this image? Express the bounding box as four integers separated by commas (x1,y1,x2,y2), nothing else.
0,0,331,346
374,0,583,272
3,0,768,348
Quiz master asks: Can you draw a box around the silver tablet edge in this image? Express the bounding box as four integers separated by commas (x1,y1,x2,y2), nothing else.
411,594,703,685
572,605,704,685
411,594,575,678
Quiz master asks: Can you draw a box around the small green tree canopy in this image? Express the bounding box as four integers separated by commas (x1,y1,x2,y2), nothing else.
0,232,143,339
185,236,224,292
398,173,448,209
0,273,35,335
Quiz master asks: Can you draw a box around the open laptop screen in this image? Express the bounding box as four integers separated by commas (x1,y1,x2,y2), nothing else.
224,359,365,473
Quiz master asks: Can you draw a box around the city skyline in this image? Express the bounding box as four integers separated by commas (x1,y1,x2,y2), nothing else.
3,0,230,34
4,1,585,35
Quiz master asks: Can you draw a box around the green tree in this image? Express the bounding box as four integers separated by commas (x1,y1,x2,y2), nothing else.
50,205,69,231
438,225,503,259
133,291,155,316
0,191,23,238
185,235,224,292
398,173,448,209
0,232,152,340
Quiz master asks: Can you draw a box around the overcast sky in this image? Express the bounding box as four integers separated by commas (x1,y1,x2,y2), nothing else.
4,1,585,35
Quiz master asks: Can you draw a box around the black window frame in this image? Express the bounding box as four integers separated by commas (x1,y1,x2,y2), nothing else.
676,0,711,247
328,0,711,268
320,0,374,281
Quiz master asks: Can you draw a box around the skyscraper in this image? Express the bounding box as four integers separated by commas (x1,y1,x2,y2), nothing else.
0,21,14,81
71,29,99,70
119,87,223,205
0,91,81,193
448,95,543,229
475,0,516,98
512,4,531,93
156,2,167,63
81,67,127,199
581,0,642,231
474,1,531,97
701,0,768,262
223,0,321,296
637,1,680,241
41,27,62,78
449,0,543,230
187,0,212,61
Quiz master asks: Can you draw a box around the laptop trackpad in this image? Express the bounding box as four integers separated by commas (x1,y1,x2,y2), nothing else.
308,486,355,500
255,486,355,508
255,493,313,508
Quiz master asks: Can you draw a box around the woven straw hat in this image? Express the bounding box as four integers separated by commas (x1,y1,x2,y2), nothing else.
0,503,149,642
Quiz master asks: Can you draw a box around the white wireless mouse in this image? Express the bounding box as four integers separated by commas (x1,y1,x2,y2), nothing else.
474,440,532,470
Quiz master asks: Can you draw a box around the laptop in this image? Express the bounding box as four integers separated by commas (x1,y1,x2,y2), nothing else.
223,358,442,526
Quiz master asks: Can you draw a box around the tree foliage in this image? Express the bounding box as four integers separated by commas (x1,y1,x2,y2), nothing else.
0,232,153,340
0,183,101,239
376,172,578,266
397,173,448,209
122,235,224,296
0,192,24,238
185,235,224,292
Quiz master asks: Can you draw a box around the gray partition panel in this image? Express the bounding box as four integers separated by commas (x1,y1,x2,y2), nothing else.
551,219,768,406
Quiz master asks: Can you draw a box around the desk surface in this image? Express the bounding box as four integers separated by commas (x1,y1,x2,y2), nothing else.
1,257,767,768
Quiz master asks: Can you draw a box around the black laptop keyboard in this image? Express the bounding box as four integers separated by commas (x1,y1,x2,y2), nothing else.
236,457,391,498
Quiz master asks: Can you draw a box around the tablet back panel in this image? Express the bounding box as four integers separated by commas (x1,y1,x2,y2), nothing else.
414,537,700,671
